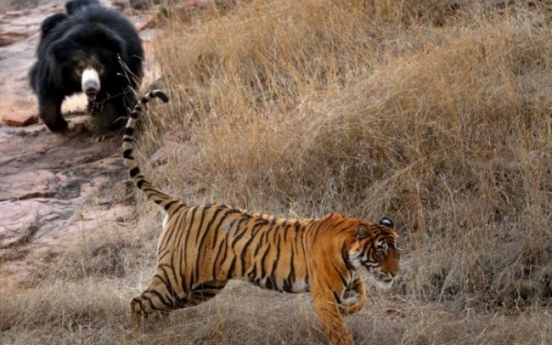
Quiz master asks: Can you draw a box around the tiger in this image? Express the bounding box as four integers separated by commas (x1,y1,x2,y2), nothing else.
123,90,401,345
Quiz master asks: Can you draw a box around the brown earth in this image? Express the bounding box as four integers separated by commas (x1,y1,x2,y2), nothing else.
0,0,160,289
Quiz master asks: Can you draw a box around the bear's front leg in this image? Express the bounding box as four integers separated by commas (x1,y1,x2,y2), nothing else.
38,94,68,133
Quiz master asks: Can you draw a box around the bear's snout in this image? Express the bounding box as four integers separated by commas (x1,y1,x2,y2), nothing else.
81,68,100,102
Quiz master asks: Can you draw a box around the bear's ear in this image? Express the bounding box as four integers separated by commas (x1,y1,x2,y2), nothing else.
40,13,68,37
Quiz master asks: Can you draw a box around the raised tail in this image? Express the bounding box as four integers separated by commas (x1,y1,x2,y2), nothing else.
122,90,185,213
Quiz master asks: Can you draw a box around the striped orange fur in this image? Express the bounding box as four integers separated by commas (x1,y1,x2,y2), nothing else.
123,90,400,345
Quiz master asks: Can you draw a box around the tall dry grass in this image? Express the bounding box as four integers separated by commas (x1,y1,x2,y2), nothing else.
149,0,552,308
2,0,552,344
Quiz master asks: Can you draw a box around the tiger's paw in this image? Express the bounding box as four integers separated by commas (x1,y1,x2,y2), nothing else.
130,298,146,330
340,291,361,306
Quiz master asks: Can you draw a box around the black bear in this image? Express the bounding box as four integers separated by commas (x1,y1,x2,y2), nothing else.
29,0,144,134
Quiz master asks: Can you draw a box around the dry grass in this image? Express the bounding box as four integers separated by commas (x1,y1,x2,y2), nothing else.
2,0,552,344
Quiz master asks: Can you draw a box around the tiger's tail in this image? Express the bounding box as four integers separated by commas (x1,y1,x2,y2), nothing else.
122,90,185,213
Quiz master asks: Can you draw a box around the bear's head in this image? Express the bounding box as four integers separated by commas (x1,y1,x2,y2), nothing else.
48,24,129,102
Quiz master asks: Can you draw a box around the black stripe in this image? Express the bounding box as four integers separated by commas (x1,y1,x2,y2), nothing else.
231,220,252,248
169,211,188,292
174,297,189,309
152,272,170,290
152,90,169,102
157,264,177,297
169,202,185,214
124,127,134,136
258,244,272,279
212,214,244,279
226,256,236,279
253,229,269,257
342,245,355,270
265,277,274,290
284,246,295,292
197,208,236,279
209,206,240,250
192,206,213,284
136,179,145,189
332,291,341,304
169,207,191,257
160,207,188,249
163,200,178,211
174,215,187,293
269,232,282,289
123,148,133,159
145,289,173,309
212,234,228,279
331,260,349,287
129,167,140,177
182,206,200,290
239,235,256,276
197,206,227,252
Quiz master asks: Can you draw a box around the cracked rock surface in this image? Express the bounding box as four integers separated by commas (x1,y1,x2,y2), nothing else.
0,125,133,287
0,0,159,288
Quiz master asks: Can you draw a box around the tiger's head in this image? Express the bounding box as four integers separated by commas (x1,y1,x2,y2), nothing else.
345,216,400,289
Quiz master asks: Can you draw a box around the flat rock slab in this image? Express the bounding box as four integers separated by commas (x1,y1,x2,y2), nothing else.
1,110,38,127
0,123,132,287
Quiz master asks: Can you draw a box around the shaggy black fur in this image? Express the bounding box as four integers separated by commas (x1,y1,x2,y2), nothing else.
66,0,100,14
29,0,144,133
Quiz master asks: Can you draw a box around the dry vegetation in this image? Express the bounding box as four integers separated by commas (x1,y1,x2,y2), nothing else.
2,0,552,344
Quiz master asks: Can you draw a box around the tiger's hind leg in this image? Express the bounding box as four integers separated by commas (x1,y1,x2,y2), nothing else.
130,274,181,328
130,279,228,328
184,280,228,307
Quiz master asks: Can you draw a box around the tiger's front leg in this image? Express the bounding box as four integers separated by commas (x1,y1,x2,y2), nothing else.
310,275,355,345
338,276,366,316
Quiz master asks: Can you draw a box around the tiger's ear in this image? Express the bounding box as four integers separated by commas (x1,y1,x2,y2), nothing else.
356,224,369,239
379,217,394,227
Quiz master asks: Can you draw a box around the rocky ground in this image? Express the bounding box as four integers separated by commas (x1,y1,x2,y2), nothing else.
0,0,160,289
